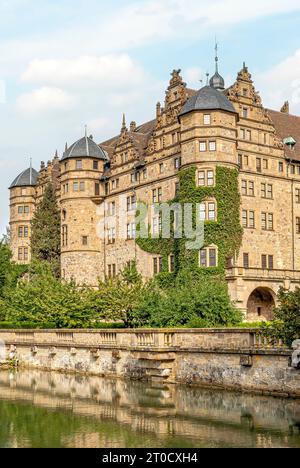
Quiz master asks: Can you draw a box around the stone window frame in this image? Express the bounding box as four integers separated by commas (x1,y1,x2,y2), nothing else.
261,212,274,231
199,245,218,268
76,160,82,170
199,199,217,222
261,182,273,199
242,209,255,229
241,179,255,197
203,114,211,125
197,168,215,187
262,254,274,270
243,253,250,269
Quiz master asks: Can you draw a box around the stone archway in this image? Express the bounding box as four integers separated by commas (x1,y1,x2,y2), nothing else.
246,287,275,322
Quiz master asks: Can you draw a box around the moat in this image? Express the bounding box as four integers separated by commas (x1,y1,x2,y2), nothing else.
0,369,299,448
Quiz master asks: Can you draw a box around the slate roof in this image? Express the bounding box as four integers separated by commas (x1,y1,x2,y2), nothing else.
180,85,236,116
62,135,108,161
10,167,38,189
268,109,300,162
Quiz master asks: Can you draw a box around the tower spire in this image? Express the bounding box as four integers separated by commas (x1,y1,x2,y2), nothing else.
29,157,32,185
121,113,127,132
215,38,219,74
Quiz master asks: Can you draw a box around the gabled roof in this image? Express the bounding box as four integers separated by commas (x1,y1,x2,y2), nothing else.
62,135,107,161
268,109,300,161
9,167,38,189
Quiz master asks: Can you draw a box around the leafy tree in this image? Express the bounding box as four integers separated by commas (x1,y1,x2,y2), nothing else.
3,261,96,328
94,264,152,328
0,240,12,297
262,287,300,346
31,183,61,276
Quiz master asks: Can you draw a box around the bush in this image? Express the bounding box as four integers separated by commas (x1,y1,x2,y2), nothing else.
134,276,242,328
262,287,300,346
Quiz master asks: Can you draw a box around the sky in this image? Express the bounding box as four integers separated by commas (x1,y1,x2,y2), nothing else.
1,0,300,235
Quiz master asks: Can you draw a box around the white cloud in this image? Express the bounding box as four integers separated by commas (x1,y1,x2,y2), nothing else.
257,48,300,113
21,54,146,89
16,87,76,113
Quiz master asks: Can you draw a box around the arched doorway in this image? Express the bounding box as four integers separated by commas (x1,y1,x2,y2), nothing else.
247,288,275,322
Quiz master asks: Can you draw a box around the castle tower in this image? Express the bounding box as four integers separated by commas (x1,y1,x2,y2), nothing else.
60,132,108,285
9,165,38,264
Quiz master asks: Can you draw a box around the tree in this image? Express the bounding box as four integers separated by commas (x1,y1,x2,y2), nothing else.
262,287,300,346
0,241,12,298
94,264,151,328
3,261,97,328
31,183,61,276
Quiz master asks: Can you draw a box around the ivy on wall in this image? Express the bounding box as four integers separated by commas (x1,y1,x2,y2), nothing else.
136,165,243,281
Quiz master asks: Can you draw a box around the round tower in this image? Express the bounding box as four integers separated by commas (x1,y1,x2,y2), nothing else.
60,132,108,286
9,166,38,264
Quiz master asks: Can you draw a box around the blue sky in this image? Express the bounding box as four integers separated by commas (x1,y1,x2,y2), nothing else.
1,0,300,235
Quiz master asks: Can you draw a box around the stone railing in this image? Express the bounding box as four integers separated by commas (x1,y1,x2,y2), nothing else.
226,267,300,281
0,328,289,352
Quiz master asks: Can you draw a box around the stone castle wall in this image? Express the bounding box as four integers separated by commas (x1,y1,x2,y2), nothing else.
0,329,299,397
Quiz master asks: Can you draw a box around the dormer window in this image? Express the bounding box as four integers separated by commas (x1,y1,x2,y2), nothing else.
283,136,296,149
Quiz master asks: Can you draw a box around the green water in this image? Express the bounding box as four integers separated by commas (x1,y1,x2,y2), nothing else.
0,369,299,448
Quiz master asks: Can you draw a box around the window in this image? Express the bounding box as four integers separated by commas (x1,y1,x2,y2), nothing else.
204,114,211,125
159,163,164,174
62,225,68,247
105,183,109,196
296,189,300,204
174,157,181,170
73,182,79,192
241,129,245,140
143,169,147,180
82,236,88,246
18,206,23,214
108,264,117,278
279,162,284,173
262,255,274,270
243,88,248,97
23,248,28,262
127,223,136,240
256,158,262,173
153,257,163,275
290,165,296,175
79,181,85,192
62,210,67,221
296,217,300,234
108,202,116,216
238,154,243,168
199,142,207,152
199,201,217,222
175,182,180,196
127,195,136,212
263,159,268,170
242,108,248,118
242,210,255,229
18,226,28,238
64,162,68,171
261,183,273,199
169,255,175,273
93,160,99,170
131,171,140,184
24,206,30,214
152,217,162,236
247,130,251,140
198,169,214,187
242,180,255,196
243,253,249,269
107,227,116,244
95,183,100,196
18,248,23,261
152,188,162,204
199,247,218,268
261,212,274,231
209,141,216,152
76,160,82,170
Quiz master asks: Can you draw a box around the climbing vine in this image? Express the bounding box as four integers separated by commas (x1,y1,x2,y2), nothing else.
136,165,243,281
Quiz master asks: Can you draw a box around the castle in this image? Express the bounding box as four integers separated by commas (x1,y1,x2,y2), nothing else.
9,54,300,320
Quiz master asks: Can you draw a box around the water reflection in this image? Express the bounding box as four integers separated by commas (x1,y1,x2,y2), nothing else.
0,369,299,448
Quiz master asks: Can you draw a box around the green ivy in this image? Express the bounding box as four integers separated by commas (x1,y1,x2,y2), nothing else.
136,165,243,280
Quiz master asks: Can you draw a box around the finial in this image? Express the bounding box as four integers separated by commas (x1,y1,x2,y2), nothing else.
121,113,127,132
85,125,87,138
54,149,58,159
29,157,32,185
65,142,68,152
206,72,210,86
215,38,219,73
